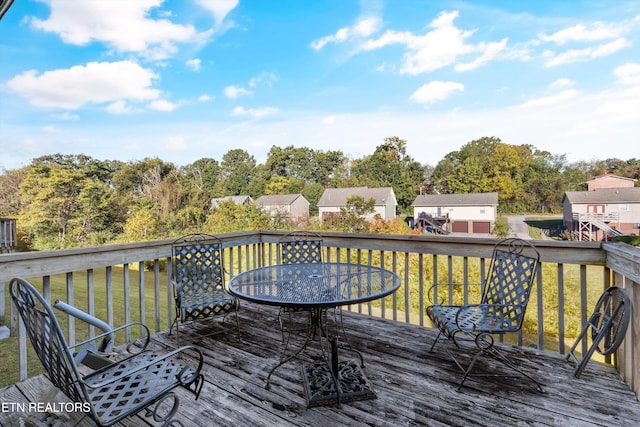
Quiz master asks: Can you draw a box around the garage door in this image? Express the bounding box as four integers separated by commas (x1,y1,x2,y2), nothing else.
473,221,491,233
451,221,468,233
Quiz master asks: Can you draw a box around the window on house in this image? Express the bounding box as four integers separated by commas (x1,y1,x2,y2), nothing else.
480,209,486,214
619,204,629,211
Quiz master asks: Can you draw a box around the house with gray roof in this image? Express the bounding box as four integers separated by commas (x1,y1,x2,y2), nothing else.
563,187,640,240
412,192,498,234
210,195,253,209
255,194,309,220
317,187,397,221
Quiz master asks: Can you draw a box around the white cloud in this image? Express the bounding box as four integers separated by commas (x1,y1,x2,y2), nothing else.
186,58,202,72
162,134,189,151
224,85,252,99
549,78,575,89
195,0,238,24
518,89,580,108
544,38,630,67
410,81,464,104
6,61,161,109
148,99,179,112
311,16,382,50
248,72,278,87
51,112,79,120
360,11,505,75
231,106,278,118
106,100,137,115
29,0,210,60
198,94,213,102
322,114,351,124
539,22,625,45
43,125,62,133
455,39,508,72
614,62,640,85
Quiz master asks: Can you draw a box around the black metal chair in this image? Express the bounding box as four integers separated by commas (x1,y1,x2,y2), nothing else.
566,286,631,378
170,234,239,343
280,231,324,265
10,277,204,427
426,238,542,391
277,232,325,342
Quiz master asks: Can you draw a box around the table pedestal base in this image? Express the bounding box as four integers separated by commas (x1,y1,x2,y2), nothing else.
300,359,376,407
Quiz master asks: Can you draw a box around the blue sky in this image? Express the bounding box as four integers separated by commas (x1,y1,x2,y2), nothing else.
1,0,639,171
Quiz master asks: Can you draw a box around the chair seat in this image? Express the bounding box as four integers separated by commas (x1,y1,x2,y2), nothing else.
429,305,520,338
180,289,236,308
84,351,198,425
179,290,237,322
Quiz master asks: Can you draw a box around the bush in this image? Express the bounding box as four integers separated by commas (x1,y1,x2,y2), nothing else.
613,235,640,246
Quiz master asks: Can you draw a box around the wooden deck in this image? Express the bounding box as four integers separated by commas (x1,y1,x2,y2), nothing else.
2,303,640,427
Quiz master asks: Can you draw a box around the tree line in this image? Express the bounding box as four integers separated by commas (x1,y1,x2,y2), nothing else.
0,135,638,250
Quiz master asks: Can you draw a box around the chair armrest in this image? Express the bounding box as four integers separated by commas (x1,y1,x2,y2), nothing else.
427,282,483,304
81,345,204,390
68,322,151,355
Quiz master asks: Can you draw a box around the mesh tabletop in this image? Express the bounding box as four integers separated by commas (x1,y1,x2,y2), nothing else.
228,263,400,308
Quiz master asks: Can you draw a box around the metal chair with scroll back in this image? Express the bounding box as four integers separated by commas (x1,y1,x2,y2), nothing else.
426,238,543,392
278,232,364,366
566,285,631,378
10,277,204,427
170,234,239,344
278,231,325,343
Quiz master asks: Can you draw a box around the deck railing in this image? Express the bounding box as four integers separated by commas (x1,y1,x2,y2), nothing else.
1,231,638,398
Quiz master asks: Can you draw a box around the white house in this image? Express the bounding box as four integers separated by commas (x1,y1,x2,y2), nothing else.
317,187,397,221
255,194,310,219
412,193,498,234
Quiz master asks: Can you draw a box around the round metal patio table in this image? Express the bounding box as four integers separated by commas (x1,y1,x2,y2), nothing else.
228,262,401,406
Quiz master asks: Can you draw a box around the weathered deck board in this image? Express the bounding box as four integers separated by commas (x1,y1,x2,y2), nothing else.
2,303,639,426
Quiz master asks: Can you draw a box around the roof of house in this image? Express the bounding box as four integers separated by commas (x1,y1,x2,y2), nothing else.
255,194,306,206
563,187,640,204
412,192,499,207
588,174,637,183
210,195,253,209
317,187,395,207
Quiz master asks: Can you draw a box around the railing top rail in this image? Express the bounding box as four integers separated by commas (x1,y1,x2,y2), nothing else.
0,231,607,283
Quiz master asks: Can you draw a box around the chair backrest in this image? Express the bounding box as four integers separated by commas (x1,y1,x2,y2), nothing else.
172,234,225,294
481,238,540,330
9,278,88,404
280,232,323,265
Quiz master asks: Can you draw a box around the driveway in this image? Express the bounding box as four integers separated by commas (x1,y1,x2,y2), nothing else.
508,215,532,239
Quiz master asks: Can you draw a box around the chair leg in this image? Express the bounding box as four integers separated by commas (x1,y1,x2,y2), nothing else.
458,347,484,391
446,333,543,392
429,330,443,353
486,345,544,392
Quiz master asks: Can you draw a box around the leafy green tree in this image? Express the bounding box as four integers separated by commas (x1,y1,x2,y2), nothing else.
264,175,304,195
265,145,346,186
215,149,256,197
431,137,570,213
18,155,122,249
301,182,325,216
204,199,271,233
350,136,425,212
120,204,160,242
328,195,375,233
0,167,25,216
